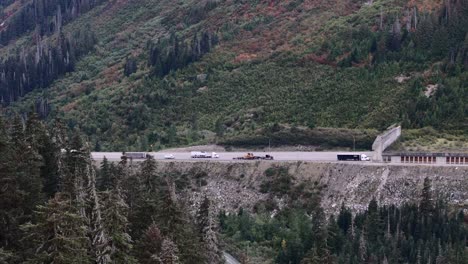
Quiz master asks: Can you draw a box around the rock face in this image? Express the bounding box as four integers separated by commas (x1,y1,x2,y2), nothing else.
156,161,468,214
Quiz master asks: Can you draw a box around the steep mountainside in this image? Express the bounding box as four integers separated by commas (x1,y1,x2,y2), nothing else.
155,160,468,215
1,0,467,150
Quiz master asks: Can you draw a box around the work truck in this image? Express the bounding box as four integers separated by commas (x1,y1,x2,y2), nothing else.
122,152,153,159
233,153,274,160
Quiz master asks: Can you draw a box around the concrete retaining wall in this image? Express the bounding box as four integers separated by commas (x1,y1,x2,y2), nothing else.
372,126,401,162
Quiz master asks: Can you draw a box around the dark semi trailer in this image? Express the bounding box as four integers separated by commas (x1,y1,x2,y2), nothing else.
337,154,370,161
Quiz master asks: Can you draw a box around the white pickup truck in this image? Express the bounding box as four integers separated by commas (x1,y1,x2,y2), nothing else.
190,151,220,158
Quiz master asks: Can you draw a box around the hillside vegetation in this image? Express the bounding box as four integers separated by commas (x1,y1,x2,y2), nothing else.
1,0,467,150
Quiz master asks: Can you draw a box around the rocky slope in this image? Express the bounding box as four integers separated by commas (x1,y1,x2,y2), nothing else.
155,161,468,214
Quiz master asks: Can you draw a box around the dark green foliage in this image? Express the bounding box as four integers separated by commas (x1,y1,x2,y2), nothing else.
97,156,111,191
0,112,50,259
0,115,20,252
0,27,96,105
337,203,352,235
0,248,13,264
181,1,219,25
197,196,223,263
37,127,61,197
21,193,90,264
214,117,225,138
431,27,449,58
220,200,467,264
404,75,468,130
127,156,161,239
159,238,180,264
0,0,102,45
0,114,214,263
260,166,293,196
414,16,435,50
101,189,137,264
221,127,377,150
420,177,433,216
149,31,218,77
124,57,138,77
134,223,163,264
124,159,209,263
154,178,206,263
323,1,468,131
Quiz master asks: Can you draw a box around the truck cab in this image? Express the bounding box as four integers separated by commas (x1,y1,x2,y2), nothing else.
360,154,370,161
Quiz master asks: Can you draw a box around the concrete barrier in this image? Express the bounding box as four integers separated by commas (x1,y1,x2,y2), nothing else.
372,125,401,162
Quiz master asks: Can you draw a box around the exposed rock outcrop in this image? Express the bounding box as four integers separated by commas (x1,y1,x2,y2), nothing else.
156,161,468,214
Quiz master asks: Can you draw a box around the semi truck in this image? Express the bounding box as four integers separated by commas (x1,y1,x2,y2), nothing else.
233,153,274,160
190,151,220,158
122,152,153,159
337,153,370,161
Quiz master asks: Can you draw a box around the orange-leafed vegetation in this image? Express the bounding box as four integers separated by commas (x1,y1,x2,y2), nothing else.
407,0,444,11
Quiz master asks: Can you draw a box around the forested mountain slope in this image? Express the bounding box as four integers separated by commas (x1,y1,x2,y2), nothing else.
1,0,467,150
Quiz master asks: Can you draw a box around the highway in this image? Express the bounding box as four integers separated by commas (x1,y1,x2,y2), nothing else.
91,151,374,162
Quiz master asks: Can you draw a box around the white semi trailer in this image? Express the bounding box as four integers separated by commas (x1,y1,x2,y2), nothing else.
190,151,219,158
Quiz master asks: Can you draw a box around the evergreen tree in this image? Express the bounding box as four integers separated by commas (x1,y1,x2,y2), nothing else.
431,27,449,58
326,215,342,254
124,57,138,77
0,248,13,264
160,238,180,264
135,223,164,264
101,188,137,264
59,133,88,204
366,198,382,245
98,157,111,191
156,178,206,263
86,156,111,264
140,156,159,194
197,196,223,264
128,155,160,239
214,118,224,137
15,113,45,215
9,115,24,146
310,206,330,262
0,115,23,252
420,177,433,216
0,114,44,258
21,193,90,263
301,246,321,264
337,203,352,234
38,126,61,197
390,17,402,51
414,16,435,50
58,130,110,263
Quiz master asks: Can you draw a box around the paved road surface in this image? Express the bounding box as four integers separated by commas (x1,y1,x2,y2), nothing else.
91,151,373,162
223,251,240,264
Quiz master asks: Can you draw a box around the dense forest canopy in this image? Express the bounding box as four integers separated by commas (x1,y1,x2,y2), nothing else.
0,114,223,263
220,195,467,263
